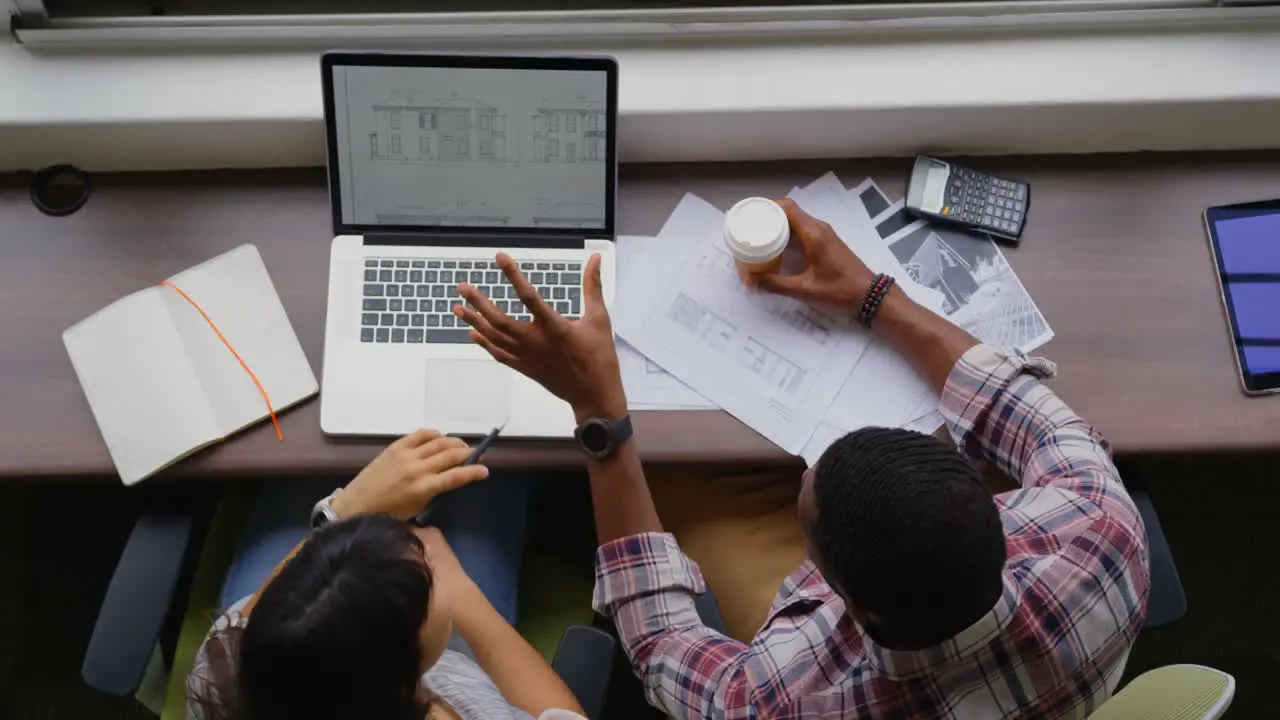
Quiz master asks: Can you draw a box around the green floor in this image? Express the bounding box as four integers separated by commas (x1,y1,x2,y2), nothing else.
0,455,1274,718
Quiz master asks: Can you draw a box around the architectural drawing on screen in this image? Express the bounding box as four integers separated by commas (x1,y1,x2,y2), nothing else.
369,91,510,163
375,200,511,226
531,199,604,228
530,94,607,164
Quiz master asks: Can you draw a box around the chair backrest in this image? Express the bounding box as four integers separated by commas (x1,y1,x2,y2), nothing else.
1090,665,1235,720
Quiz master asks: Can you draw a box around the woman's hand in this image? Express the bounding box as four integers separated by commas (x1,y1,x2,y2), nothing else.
331,430,487,521
414,526,479,597
455,253,626,422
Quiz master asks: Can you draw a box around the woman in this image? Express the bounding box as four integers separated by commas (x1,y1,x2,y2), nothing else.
187,429,586,720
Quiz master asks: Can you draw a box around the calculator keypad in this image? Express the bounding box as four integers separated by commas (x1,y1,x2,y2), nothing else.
939,168,1027,237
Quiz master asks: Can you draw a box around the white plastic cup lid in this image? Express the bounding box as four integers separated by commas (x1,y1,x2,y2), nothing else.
723,197,789,264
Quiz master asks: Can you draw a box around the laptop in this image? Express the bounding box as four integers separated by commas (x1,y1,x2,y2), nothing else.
319,53,619,438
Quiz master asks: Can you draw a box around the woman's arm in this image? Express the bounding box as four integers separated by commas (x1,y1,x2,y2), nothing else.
455,587,586,716
238,430,485,615
418,527,586,716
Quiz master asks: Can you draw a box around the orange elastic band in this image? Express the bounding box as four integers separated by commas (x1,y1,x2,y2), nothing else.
159,280,283,441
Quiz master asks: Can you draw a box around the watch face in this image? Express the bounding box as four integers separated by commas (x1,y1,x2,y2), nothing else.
580,420,612,454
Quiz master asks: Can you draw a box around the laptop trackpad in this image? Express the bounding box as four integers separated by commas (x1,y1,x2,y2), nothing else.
422,360,511,435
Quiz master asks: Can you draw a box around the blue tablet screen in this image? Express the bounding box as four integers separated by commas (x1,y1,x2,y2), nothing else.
1214,212,1280,377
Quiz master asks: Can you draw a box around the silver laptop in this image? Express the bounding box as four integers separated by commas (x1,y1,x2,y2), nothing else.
319,53,618,438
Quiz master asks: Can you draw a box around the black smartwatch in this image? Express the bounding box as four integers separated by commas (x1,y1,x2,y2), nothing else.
574,414,634,460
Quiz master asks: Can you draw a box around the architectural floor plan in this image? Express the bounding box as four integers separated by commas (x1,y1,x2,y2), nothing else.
613,194,871,454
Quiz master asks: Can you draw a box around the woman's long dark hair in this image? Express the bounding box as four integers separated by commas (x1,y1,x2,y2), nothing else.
237,514,434,720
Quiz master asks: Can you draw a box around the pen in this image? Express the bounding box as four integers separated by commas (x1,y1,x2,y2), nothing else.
412,424,503,527
463,425,502,466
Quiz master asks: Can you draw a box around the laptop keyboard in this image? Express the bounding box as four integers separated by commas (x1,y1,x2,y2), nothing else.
359,258,584,344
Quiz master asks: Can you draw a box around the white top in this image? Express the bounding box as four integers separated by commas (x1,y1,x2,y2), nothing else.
723,197,789,263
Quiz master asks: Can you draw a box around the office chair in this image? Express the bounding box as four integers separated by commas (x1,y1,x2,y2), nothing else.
1091,665,1236,719
1115,460,1188,629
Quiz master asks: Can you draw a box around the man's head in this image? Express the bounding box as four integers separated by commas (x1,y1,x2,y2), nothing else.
798,427,1006,650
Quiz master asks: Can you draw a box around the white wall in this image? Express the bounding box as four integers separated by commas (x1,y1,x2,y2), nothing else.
3,25,1280,171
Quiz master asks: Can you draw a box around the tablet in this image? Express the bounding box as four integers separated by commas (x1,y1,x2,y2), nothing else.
1204,200,1280,395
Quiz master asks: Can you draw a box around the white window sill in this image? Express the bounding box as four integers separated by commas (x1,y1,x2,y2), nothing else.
3,22,1280,172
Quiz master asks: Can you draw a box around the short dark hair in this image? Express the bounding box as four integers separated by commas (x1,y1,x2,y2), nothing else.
238,514,433,720
811,427,1006,649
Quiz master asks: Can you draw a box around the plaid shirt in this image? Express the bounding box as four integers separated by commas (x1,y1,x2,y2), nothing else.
593,345,1150,719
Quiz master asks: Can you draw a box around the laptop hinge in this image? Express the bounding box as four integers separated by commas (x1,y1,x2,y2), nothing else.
364,231,585,249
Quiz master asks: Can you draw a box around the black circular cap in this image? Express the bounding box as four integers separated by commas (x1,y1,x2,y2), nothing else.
30,164,91,217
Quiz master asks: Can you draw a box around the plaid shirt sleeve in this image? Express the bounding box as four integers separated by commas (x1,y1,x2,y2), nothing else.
941,344,1150,642
593,533,806,719
941,345,1146,532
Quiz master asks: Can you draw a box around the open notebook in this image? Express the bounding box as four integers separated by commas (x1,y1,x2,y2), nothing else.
64,245,318,485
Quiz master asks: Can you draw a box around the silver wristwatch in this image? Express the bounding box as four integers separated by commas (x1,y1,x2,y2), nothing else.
309,488,343,530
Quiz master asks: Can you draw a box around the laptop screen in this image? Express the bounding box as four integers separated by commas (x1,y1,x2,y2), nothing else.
328,60,611,233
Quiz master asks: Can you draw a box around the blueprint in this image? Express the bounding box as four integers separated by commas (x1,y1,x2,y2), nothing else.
613,194,872,453
615,235,717,411
618,339,717,411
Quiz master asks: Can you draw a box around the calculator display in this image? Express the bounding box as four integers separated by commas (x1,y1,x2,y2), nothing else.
921,160,950,213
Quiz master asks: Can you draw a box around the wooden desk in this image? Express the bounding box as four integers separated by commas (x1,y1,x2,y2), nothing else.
4,153,1280,482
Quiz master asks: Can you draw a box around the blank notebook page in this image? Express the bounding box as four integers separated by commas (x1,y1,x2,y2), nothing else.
63,288,222,485
164,244,319,436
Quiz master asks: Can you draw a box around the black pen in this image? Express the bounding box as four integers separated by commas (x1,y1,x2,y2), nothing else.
413,423,504,526
463,425,502,466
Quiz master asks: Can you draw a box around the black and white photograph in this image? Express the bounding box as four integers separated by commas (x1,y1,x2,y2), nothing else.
885,221,1054,351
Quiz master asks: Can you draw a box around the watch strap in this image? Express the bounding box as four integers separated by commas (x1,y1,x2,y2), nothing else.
610,413,634,448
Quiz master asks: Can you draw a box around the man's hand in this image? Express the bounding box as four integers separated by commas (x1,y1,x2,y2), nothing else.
456,253,626,422
332,430,488,521
746,198,877,309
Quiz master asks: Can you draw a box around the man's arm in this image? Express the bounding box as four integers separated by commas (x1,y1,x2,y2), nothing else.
871,284,979,394
456,252,665,544
460,255,810,718
876,277,1134,518
572,402,665,543
593,533,808,718
757,200,1149,651
756,200,1131,500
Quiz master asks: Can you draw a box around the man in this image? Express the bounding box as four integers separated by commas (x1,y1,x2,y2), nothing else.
454,199,1150,718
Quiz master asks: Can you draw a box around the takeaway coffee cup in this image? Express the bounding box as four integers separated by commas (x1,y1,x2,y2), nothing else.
723,197,789,275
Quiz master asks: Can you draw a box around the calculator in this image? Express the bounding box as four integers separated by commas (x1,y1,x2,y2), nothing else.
905,155,1030,244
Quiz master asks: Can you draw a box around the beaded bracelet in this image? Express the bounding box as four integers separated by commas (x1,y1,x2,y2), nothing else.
857,273,896,328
